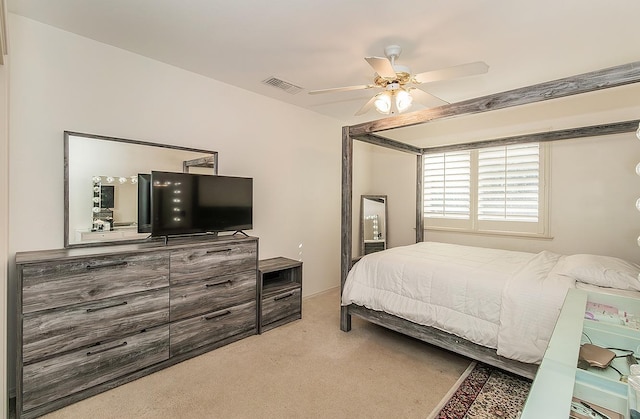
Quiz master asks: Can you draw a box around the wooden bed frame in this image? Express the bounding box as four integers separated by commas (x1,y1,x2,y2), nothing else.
340,61,640,380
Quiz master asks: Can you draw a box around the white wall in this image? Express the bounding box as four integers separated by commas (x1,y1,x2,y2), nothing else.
367,146,417,249
7,14,343,393
369,89,640,264
351,140,373,255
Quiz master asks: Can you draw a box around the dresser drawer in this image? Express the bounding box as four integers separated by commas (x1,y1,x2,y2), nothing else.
21,252,170,314
262,288,301,327
23,288,169,364
22,325,169,412
170,300,256,357
170,241,257,285
170,270,256,321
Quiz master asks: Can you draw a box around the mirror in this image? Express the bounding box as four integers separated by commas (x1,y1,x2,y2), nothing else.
360,195,387,255
65,131,218,247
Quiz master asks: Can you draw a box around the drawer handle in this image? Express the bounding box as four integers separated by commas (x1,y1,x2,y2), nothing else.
204,310,231,320
274,292,295,301
86,341,127,356
86,261,128,270
205,279,232,288
206,248,232,254
86,301,128,313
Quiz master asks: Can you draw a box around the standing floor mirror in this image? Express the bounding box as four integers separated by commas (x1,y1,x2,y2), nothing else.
360,195,387,255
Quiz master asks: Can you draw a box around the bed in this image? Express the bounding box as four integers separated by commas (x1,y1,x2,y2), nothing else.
340,62,640,378
341,242,640,379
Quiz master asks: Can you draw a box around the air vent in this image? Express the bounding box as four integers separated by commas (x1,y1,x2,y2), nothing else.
262,77,303,95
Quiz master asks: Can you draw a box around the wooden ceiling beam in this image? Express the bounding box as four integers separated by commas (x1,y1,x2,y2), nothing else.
348,61,640,137
421,119,640,154
351,133,422,155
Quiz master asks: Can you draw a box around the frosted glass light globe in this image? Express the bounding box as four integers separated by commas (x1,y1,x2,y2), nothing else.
395,90,413,113
374,93,391,114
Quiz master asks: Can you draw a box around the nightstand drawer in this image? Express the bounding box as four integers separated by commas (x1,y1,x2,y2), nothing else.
21,252,170,314
170,300,256,357
170,270,256,321
22,325,169,412
170,241,257,285
23,288,170,364
262,288,301,327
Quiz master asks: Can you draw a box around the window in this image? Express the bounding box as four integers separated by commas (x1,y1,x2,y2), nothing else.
424,151,471,219
423,143,548,236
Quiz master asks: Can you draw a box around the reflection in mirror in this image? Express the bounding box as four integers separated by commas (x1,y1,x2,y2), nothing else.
88,175,138,235
65,132,218,247
360,195,387,255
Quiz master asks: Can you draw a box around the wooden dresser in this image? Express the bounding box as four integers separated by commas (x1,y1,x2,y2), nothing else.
15,235,258,419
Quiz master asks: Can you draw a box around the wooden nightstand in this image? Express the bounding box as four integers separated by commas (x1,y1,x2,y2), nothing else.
258,257,303,333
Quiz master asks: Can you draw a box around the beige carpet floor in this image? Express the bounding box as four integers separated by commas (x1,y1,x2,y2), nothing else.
42,287,470,419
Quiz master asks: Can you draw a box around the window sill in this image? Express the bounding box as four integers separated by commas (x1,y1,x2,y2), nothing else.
424,226,554,240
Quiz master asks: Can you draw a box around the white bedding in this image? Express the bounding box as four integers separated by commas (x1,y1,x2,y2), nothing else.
341,242,576,363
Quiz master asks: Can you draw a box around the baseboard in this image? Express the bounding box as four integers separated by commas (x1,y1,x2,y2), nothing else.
302,285,340,300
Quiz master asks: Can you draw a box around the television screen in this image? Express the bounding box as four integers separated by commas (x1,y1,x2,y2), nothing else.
100,185,115,209
150,171,252,237
137,173,151,233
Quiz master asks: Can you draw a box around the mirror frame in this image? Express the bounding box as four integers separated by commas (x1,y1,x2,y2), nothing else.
64,131,219,248
359,195,388,256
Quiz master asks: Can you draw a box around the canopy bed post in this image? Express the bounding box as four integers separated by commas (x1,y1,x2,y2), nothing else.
340,126,353,332
416,154,424,243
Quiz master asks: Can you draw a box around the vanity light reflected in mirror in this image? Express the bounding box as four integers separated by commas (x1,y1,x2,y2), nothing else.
90,175,139,233
360,195,388,255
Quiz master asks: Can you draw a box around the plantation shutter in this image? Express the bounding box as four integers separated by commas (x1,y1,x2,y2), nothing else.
477,143,539,222
424,151,471,219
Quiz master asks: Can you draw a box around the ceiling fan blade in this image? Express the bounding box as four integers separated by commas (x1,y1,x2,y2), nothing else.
413,61,489,84
354,95,378,116
365,56,397,79
308,84,375,95
408,88,450,108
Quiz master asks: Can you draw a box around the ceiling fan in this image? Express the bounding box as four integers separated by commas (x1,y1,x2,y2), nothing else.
309,45,489,116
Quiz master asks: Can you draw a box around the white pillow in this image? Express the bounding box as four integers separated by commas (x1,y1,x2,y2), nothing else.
560,254,640,291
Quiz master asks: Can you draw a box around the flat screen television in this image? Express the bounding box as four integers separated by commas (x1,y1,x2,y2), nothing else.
137,173,152,233
150,171,253,237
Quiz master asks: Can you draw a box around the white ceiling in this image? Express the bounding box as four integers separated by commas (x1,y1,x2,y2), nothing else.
7,0,640,127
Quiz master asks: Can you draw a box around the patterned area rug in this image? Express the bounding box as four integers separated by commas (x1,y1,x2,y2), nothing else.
428,362,532,419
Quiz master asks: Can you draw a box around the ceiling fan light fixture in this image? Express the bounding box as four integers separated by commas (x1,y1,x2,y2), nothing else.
374,92,392,114
310,44,488,116
386,82,400,91
396,89,413,113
